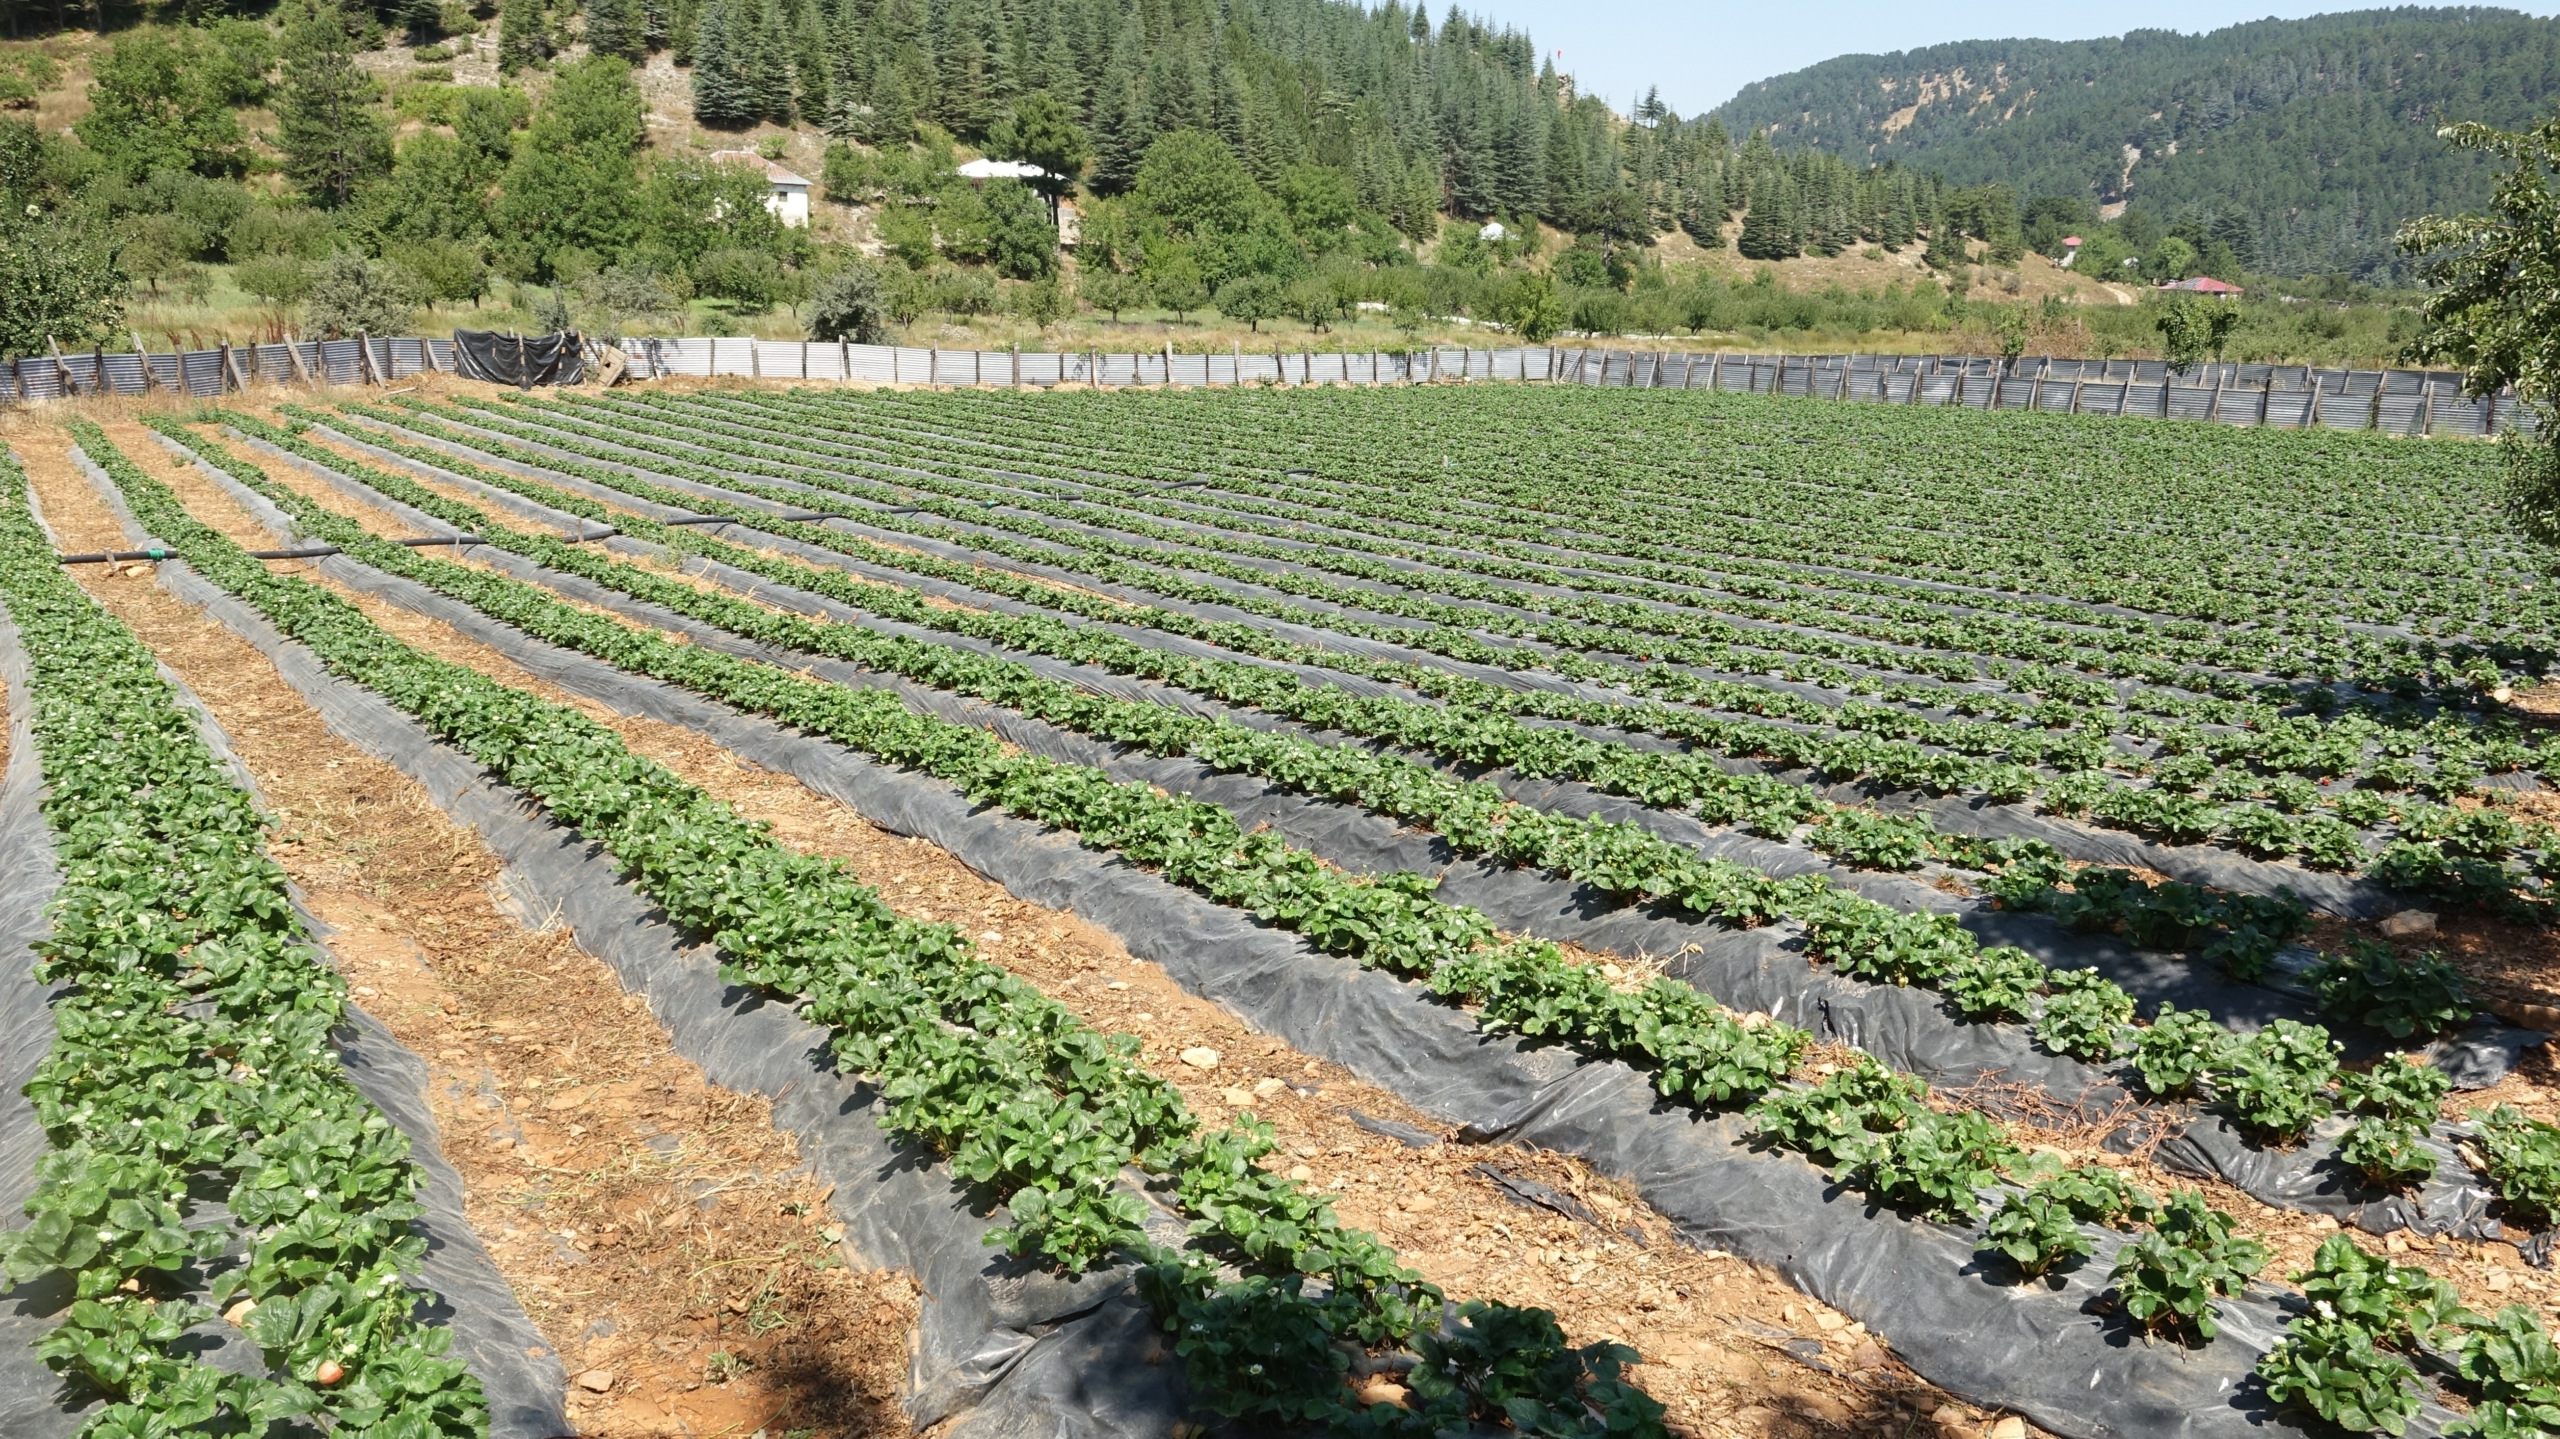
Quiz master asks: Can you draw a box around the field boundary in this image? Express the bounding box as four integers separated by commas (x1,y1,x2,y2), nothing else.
4,334,2532,436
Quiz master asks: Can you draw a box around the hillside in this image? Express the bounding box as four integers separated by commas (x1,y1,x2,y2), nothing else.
1708,7,2560,278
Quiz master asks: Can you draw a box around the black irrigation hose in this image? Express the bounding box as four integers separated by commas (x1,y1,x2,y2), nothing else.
55,534,491,564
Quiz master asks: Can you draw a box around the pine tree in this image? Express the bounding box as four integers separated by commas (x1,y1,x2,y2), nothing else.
1084,15,1147,194
749,0,798,123
499,0,550,71
1736,166,1796,259
690,0,756,127
585,0,643,62
935,0,994,135
277,0,393,209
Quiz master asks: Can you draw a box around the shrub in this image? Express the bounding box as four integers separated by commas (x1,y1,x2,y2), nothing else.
806,261,892,343
300,251,416,338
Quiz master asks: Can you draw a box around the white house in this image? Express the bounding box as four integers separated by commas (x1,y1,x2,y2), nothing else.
707,150,812,228
1479,220,1506,242
2055,236,2083,268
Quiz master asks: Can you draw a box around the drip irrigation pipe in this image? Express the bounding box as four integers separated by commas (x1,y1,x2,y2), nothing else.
55,534,489,564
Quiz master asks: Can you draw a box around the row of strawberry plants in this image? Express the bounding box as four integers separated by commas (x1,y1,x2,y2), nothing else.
287,406,2384,1041
326,402,2245,918
187,413,2560,1412
728,386,2554,845
752,386,2520,724
962,384,2534,667
384,394,2467,884
0,448,486,1438
74,420,1669,1435
140,420,2388,1371
751,388,2398,719
609,389,2382,701
499,391,2554,887
828,385,2486,645
239,412,2517,1187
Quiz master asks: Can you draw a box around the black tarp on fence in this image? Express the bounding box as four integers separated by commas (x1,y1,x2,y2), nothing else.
451,330,584,387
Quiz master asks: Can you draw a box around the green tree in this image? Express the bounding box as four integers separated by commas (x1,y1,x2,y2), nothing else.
302,250,417,337
367,132,491,241
747,0,797,123
388,237,488,305
636,151,785,273
691,0,756,128
1144,249,1207,319
1283,274,1342,331
585,0,646,62
1486,269,1565,342
235,254,315,305
499,0,553,71
2145,234,2199,283
981,179,1057,280
808,260,893,341
75,28,260,181
1080,266,1147,320
491,57,646,279
1012,272,1071,330
1135,130,1261,242
2401,113,2560,545
1736,174,1796,261
987,91,1085,215
1213,271,1283,331
277,0,396,209
0,210,123,357
2154,295,2239,374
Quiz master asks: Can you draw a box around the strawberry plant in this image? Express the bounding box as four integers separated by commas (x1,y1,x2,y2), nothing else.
2107,1191,2269,1343
0,451,485,1437
2472,1105,2560,1226
2034,967,2134,1061
1941,943,2047,1022
2291,1234,2465,1350
2132,1003,2238,1098
1981,1165,2159,1277
2256,1319,2422,1435
76,423,1666,1432
2309,942,2478,1039
2450,1306,2560,1438
1857,1108,2018,1222
2216,1020,2340,1144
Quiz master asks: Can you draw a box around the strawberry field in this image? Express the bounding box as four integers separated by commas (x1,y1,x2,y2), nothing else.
8,378,2560,1439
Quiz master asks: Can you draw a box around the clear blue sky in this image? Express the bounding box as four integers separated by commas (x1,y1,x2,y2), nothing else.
1474,0,2560,118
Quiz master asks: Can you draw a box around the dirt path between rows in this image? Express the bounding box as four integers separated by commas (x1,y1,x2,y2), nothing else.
15,420,918,1439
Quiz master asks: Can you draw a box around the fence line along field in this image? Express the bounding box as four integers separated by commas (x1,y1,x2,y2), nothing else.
5,372,2560,1439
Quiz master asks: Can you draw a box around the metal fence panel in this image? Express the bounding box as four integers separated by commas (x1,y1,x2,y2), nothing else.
2377,394,2427,435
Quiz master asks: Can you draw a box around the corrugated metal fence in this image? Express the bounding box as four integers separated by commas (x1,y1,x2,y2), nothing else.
0,337,450,402
6,334,2528,436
